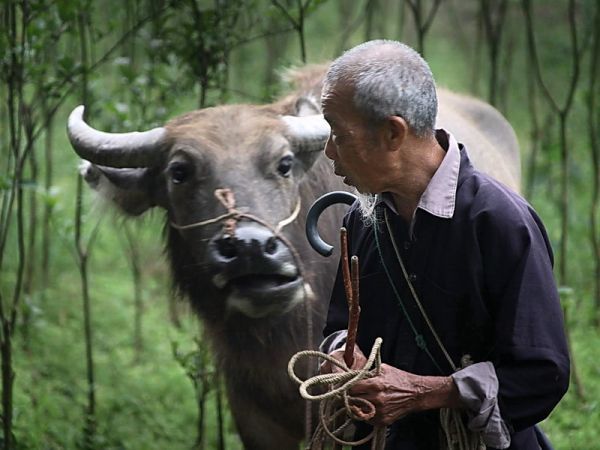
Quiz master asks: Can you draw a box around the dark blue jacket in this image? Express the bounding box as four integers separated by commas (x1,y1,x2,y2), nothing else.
323,148,570,449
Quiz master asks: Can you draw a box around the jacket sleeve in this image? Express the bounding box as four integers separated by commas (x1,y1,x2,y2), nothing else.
452,362,511,448
472,187,570,433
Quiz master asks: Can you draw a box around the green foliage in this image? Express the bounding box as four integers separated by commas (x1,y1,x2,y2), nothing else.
0,0,599,448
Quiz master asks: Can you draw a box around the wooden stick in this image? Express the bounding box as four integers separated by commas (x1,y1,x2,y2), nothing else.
340,227,353,309
344,255,361,367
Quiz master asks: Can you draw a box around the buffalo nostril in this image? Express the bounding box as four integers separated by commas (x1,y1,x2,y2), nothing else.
217,236,237,259
265,237,278,255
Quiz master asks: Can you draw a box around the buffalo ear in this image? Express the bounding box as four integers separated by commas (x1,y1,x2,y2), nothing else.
282,112,329,173
79,161,167,216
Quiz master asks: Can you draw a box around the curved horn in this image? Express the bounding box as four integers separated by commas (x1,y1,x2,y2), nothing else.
282,114,330,153
67,105,168,168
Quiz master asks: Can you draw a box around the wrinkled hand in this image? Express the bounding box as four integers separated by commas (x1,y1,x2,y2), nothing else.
348,364,460,426
320,347,460,427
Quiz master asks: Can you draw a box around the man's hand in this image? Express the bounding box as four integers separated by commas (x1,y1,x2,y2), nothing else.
349,364,461,426
320,346,461,427
320,345,368,374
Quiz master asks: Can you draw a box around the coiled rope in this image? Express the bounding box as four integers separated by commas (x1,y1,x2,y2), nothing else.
288,337,386,450
289,227,386,450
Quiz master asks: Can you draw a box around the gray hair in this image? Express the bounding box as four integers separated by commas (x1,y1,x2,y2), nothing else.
324,40,437,138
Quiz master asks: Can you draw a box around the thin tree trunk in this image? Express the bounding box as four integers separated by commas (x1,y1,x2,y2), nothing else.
124,224,144,362
498,28,515,115
335,0,369,56
470,2,484,96
296,0,307,63
480,0,508,107
447,0,471,56
76,8,97,448
524,55,540,199
271,0,311,63
193,341,211,450
0,3,28,448
557,112,570,285
21,113,37,351
187,0,210,108
588,4,600,328
219,49,230,104
1,313,15,450
396,0,406,41
122,0,145,361
335,0,356,54
521,0,585,399
364,0,377,41
41,101,53,295
406,0,442,57
215,367,226,450
196,380,208,450
522,0,581,285
170,298,183,331
263,15,291,101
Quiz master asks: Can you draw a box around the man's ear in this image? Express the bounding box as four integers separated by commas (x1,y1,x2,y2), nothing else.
384,116,409,150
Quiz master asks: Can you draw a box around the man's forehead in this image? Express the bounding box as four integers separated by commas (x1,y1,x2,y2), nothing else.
321,80,355,119
322,78,354,99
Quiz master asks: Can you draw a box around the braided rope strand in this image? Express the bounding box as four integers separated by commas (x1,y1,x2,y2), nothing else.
288,338,386,449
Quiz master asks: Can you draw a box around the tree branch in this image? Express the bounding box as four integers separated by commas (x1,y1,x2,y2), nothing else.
271,0,299,28
32,4,171,142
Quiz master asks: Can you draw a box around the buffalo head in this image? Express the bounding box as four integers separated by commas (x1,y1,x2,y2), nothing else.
68,100,335,322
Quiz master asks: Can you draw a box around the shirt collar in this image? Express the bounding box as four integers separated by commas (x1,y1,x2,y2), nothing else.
380,129,461,220
417,129,460,219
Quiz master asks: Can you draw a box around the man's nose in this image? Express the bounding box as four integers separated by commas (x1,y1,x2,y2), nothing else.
324,136,337,160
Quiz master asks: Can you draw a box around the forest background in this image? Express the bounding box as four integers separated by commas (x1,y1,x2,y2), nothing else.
1,0,599,448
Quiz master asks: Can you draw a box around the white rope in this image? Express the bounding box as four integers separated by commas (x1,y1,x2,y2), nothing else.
170,212,236,230
274,198,302,233
170,198,301,232
288,338,386,449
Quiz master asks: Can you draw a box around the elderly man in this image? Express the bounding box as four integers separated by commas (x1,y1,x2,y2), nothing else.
320,40,569,450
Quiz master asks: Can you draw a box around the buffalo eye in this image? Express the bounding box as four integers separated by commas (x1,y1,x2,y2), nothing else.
277,155,294,177
168,161,192,184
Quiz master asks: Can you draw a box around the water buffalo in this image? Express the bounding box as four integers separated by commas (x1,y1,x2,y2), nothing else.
66,66,519,450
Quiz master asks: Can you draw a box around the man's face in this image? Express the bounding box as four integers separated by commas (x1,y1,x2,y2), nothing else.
322,82,383,194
